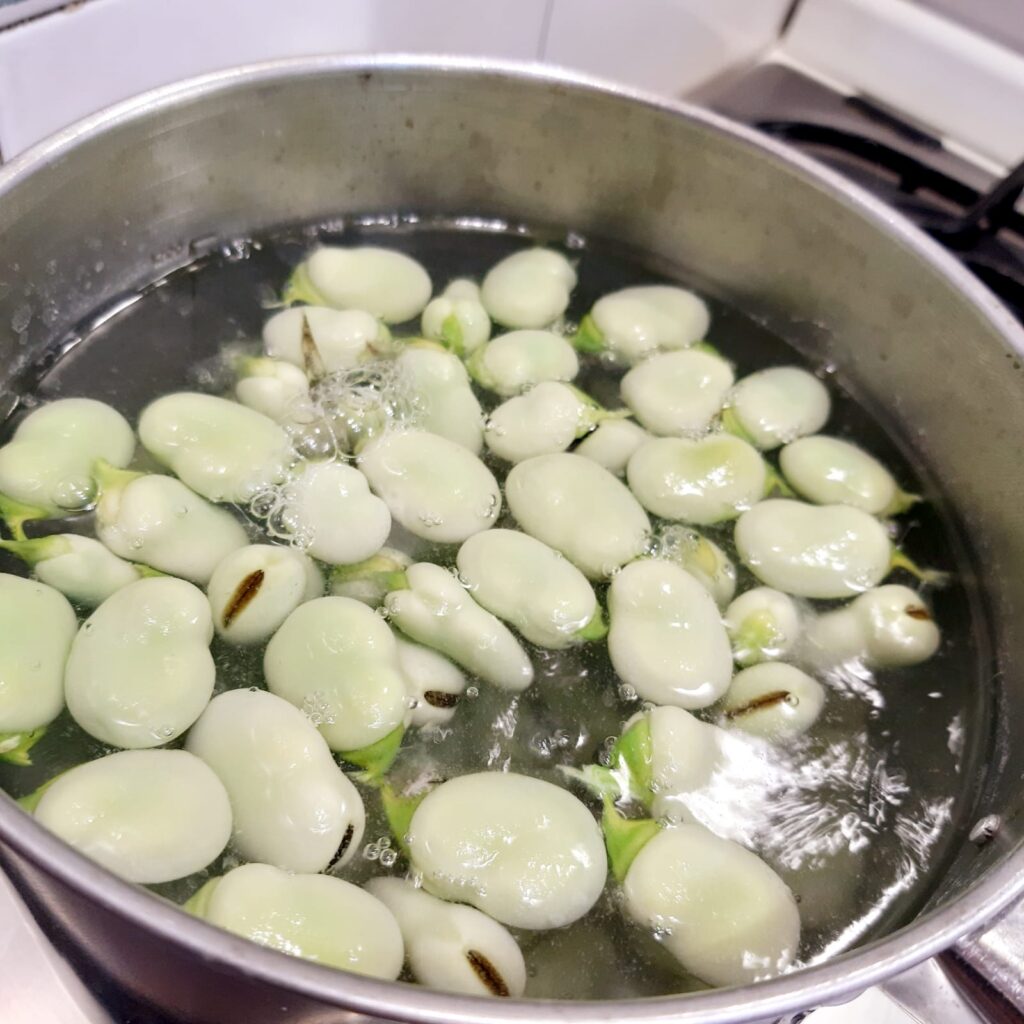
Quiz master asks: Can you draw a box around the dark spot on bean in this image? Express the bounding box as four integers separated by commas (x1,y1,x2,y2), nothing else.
328,823,356,870
404,117,414,129
424,690,460,709
301,312,326,382
724,690,790,719
906,605,931,621
466,949,510,997
222,570,265,627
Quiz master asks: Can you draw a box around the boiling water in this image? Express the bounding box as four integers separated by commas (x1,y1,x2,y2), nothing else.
0,218,990,998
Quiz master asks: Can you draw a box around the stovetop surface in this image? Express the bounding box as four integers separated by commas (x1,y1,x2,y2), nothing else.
698,62,1024,325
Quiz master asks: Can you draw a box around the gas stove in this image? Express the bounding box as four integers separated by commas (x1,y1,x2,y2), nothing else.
695,63,1024,327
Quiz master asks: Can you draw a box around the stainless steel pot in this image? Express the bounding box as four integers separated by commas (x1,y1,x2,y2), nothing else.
1,56,1023,1024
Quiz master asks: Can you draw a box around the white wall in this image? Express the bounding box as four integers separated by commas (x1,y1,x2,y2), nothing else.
0,0,791,158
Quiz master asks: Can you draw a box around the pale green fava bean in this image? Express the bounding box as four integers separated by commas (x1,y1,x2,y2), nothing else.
654,525,737,607
407,772,607,929
65,577,215,749
420,289,492,357
626,434,767,525
719,663,825,741
263,306,391,373
34,749,232,884
281,460,391,565
574,418,651,476
480,248,576,329
188,863,404,978
780,435,914,515
235,357,310,423
443,278,481,302
358,430,501,544
0,534,141,607
0,398,134,518
385,563,533,692
621,824,800,987
330,547,411,607
483,381,609,464
264,596,409,756
467,330,579,397
367,877,527,998
570,705,722,819
643,706,725,822
186,689,365,873
579,285,710,363
805,584,940,668
288,245,432,324
0,574,76,750
206,543,322,644
735,499,892,599
139,392,292,504
724,366,830,450
93,463,248,585
395,635,467,730
456,529,602,649
724,586,802,666
621,349,734,436
396,343,484,453
505,453,650,579
608,559,733,710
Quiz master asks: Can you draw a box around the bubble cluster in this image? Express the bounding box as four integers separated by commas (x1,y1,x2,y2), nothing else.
300,690,336,727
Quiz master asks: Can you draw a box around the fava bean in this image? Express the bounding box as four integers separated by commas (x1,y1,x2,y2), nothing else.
367,877,526,997
405,772,606,929
65,577,215,748
480,249,576,329
505,453,650,579
139,392,292,504
467,330,579,397
186,689,365,873
207,543,322,644
608,559,733,709
359,430,500,544
724,367,829,450
264,596,409,769
621,349,734,436
575,285,710,364
286,246,432,324
627,434,766,525
456,529,605,648
188,863,404,977
0,398,134,530
385,563,533,692
93,462,248,585
35,750,231,884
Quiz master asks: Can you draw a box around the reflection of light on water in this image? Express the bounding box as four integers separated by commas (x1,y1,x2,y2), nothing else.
947,714,964,769
659,726,954,880
804,872,919,964
819,659,886,710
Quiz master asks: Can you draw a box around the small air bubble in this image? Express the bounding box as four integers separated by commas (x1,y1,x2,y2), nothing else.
618,684,638,702
160,725,174,737
362,844,380,861
784,693,800,707
465,686,479,700
129,537,144,550
174,505,189,518
379,848,398,868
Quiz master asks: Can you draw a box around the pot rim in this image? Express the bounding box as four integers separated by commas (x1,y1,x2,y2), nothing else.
1,53,1023,1024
